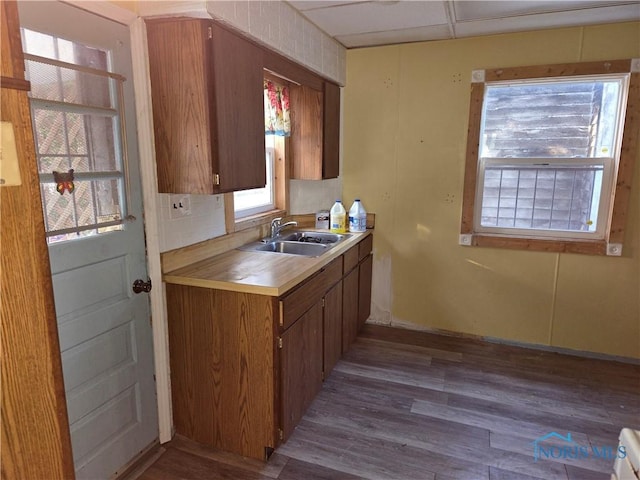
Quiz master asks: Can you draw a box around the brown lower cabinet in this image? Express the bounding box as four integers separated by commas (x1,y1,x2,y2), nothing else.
166,234,372,460
342,267,359,352
323,280,343,377
281,301,323,440
344,233,373,352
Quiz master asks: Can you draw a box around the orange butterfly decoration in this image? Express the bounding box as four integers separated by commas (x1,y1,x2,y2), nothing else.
53,169,75,195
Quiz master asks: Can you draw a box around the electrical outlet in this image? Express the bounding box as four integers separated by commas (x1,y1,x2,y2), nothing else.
169,194,191,219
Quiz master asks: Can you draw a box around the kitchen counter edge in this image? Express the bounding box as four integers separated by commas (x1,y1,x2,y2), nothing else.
163,230,371,297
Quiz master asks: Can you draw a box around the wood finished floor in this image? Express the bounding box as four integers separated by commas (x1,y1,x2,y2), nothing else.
137,325,640,480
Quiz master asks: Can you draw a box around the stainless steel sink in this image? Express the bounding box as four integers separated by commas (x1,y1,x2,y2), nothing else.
255,241,329,256
238,230,350,257
278,231,347,244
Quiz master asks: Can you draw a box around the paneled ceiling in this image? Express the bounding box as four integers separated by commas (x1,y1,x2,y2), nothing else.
287,0,640,48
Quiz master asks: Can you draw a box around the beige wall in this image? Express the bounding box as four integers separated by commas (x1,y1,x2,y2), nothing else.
343,22,640,359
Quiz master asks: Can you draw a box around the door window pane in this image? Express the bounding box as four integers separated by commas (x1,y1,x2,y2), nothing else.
22,28,127,244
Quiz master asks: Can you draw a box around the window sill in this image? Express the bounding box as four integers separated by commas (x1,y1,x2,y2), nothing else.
462,234,612,256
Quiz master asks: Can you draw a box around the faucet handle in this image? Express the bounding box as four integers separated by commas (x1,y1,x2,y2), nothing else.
271,217,282,227
269,217,283,240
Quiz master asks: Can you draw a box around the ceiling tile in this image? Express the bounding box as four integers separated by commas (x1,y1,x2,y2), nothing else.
301,1,449,36
454,0,639,21
287,0,640,49
455,3,640,37
287,1,367,11
337,24,452,48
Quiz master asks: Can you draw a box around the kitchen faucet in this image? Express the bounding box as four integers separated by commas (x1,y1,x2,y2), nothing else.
268,217,298,240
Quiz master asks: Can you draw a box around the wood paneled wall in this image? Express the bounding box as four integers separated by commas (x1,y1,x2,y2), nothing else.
0,2,74,478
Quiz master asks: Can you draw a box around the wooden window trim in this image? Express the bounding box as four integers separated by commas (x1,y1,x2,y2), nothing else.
460,59,640,256
225,135,290,234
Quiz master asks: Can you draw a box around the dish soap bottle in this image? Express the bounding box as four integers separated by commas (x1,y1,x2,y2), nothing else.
349,199,367,233
330,200,347,233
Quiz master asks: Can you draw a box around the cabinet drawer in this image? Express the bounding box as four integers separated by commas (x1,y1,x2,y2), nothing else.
358,235,373,261
279,257,342,330
343,244,359,274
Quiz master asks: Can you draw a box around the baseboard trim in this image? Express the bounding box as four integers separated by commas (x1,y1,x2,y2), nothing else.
482,333,640,365
112,439,165,480
365,319,640,365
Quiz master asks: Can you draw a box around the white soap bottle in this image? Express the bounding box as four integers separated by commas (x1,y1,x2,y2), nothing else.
330,200,347,233
348,199,367,233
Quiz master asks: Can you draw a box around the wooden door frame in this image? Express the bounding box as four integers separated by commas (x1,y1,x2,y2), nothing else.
129,17,173,443
1,1,75,477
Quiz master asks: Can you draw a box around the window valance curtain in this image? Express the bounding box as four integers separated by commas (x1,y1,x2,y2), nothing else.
264,80,290,136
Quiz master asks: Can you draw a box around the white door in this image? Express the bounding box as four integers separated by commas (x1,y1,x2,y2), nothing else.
18,2,158,478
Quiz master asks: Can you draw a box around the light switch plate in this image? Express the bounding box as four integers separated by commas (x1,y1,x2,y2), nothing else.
0,121,22,186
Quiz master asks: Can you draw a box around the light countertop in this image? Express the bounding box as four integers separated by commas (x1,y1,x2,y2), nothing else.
163,230,371,297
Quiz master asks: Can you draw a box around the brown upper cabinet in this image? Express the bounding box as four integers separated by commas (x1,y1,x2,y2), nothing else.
289,81,340,180
146,19,265,194
322,81,341,179
263,49,341,181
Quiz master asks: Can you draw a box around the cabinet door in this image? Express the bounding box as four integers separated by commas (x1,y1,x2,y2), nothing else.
358,254,373,329
280,302,323,440
210,23,266,192
147,20,215,194
290,82,341,180
167,285,277,459
290,85,323,180
323,81,340,179
279,256,343,330
147,20,265,194
342,267,359,352
323,280,343,378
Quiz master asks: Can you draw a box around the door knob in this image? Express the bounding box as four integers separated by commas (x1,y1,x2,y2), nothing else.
132,278,152,294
